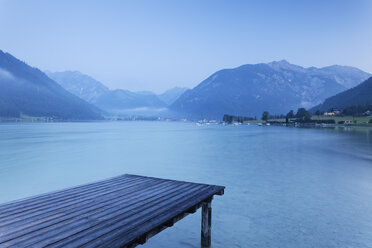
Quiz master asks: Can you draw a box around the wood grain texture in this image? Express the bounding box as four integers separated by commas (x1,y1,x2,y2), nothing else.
0,174,224,248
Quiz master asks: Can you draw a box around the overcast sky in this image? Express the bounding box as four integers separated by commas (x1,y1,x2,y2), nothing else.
0,0,371,93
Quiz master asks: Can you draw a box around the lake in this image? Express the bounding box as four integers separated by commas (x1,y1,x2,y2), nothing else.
1,122,372,248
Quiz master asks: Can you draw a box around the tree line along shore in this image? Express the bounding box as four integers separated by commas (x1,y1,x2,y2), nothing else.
223,105,372,127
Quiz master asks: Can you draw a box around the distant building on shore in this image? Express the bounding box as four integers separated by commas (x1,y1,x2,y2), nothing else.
324,110,341,116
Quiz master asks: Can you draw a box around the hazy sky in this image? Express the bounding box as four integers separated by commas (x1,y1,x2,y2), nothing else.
0,0,371,93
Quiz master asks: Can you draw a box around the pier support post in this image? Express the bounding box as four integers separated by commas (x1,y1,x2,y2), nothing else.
201,200,212,248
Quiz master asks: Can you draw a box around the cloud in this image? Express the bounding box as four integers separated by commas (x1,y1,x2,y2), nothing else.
0,68,15,80
124,107,168,111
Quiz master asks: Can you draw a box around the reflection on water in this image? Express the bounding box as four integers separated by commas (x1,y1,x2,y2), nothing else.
334,126,372,141
0,122,372,248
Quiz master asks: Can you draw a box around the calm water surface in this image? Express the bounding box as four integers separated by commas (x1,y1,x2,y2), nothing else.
1,122,372,248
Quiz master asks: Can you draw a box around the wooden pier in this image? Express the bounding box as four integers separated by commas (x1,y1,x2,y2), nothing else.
0,174,224,248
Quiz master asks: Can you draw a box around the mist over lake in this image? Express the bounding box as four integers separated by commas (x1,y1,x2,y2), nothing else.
1,122,372,248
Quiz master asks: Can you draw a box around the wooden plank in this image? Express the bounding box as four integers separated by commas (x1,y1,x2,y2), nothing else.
1,182,198,246
0,174,224,248
0,175,130,212
31,184,208,248
0,175,141,219
0,180,177,244
0,176,160,226
1,182,193,247
0,176,151,226
101,189,219,248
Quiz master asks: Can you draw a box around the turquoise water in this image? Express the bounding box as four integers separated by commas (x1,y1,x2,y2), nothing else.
1,122,372,248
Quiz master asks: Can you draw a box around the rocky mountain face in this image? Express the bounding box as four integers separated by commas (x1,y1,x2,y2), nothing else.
311,77,372,112
170,60,370,119
0,50,102,119
45,71,109,103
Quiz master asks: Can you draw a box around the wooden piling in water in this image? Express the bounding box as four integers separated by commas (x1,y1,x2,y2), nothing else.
201,200,212,248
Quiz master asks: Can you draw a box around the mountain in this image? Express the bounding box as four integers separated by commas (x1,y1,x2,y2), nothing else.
170,60,371,119
47,71,167,115
0,50,102,119
158,87,189,105
94,90,166,111
45,71,109,103
310,65,370,89
311,77,372,112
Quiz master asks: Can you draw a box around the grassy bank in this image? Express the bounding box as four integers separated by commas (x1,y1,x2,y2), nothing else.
240,115,372,126
311,115,371,125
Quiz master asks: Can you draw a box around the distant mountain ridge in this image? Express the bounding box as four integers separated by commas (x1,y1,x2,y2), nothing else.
46,71,184,115
94,89,166,111
170,60,371,119
45,71,109,103
311,77,372,112
7,55,368,120
158,87,189,105
0,50,102,119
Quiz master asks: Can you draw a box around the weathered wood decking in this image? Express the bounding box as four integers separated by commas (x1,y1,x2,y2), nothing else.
0,174,224,248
